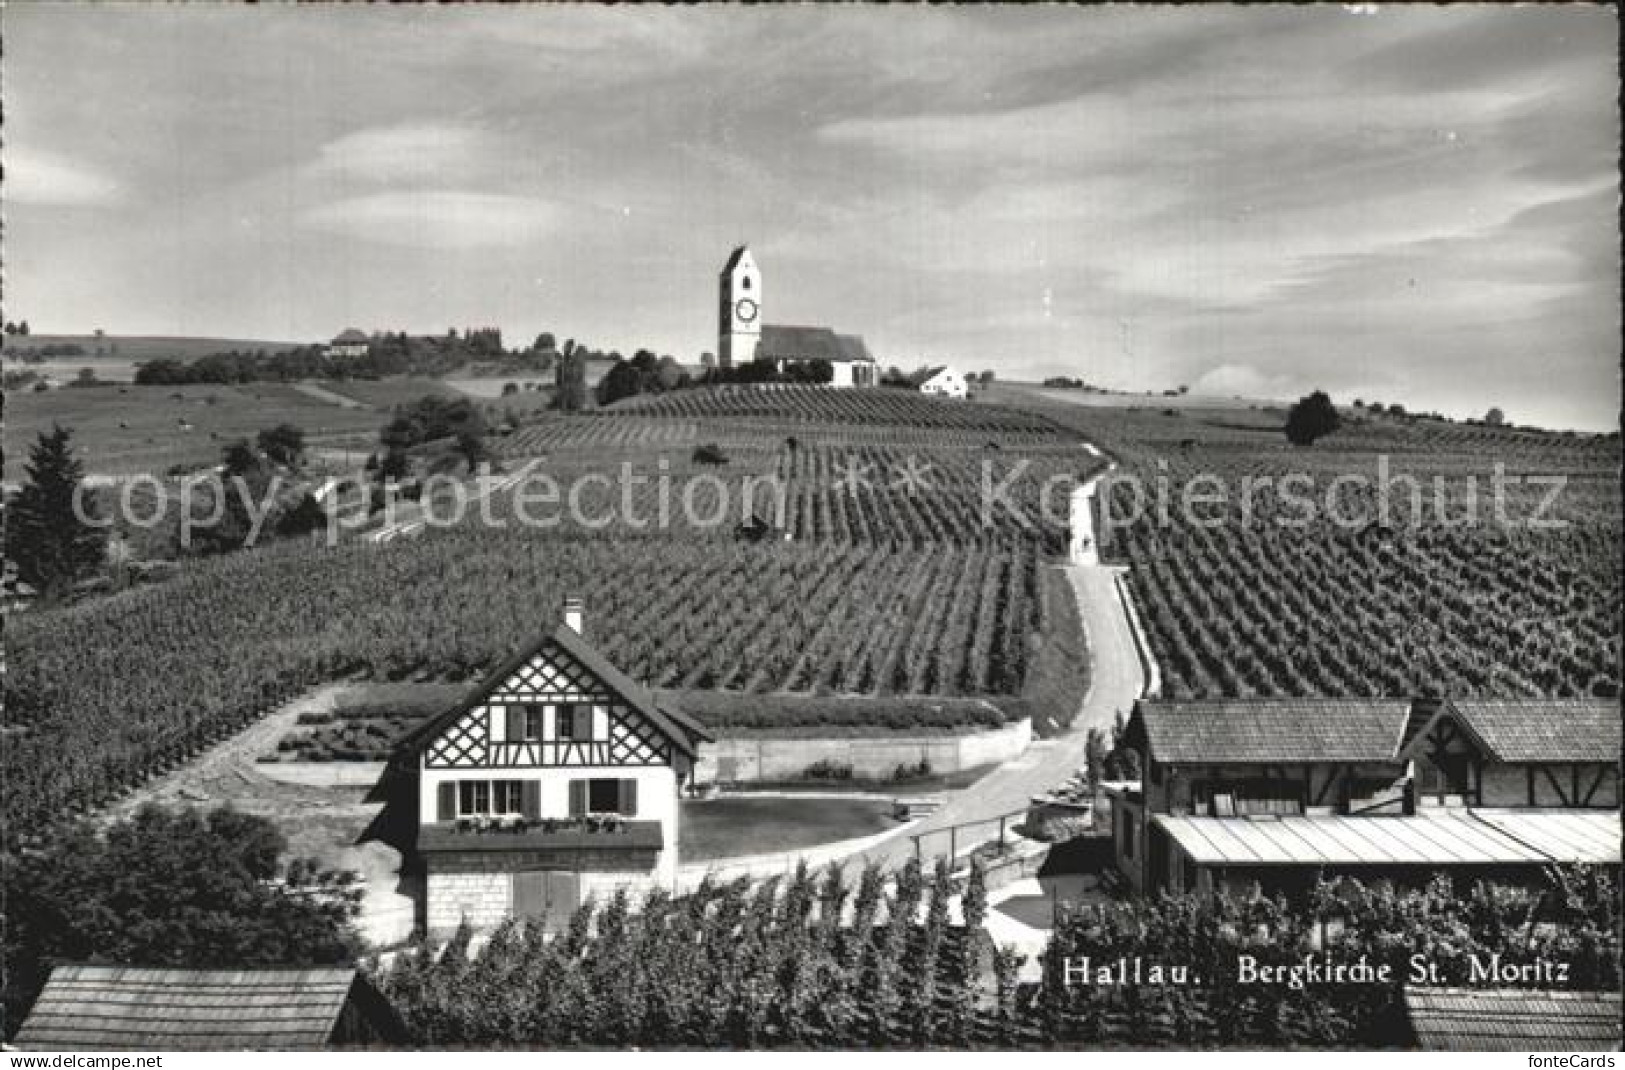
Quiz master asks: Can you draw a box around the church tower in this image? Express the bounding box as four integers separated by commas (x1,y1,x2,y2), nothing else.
718,246,761,368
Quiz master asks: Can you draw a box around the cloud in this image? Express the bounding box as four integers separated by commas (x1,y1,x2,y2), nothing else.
300,190,561,249
3,147,122,206
308,123,492,186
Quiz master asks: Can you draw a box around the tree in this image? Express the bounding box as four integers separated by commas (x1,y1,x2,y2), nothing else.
501,382,520,397
1284,390,1341,446
534,332,556,352
256,423,306,467
455,429,488,473
1484,407,1506,426
3,805,360,1035
554,344,589,411
18,320,29,335
7,426,106,598
980,369,996,386
3,322,14,334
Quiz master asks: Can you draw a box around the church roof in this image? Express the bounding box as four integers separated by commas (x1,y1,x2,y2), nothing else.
760,325,875,364
835,334,876,364
721,245,752,273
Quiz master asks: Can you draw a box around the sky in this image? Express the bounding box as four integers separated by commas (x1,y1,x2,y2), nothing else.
4,4,1619,430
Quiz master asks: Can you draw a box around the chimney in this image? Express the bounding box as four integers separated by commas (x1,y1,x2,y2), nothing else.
562,596,584,635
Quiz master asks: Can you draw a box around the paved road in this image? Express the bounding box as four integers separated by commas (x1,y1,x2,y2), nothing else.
857,560,1146,870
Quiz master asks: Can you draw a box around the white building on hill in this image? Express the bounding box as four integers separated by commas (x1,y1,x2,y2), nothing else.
718,246,877,387
912,366,967,398
324,329,370,359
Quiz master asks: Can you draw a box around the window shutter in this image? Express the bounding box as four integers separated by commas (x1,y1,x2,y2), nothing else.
620,778,638,817
522,780,541,820
505,706,524,741
437,782,456,822
568,780,587,817
574,706,594,741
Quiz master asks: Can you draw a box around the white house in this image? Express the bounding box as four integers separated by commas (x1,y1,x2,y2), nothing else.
324,329,370,359
912,366,967,399
717,246,878,387
399,598,709,935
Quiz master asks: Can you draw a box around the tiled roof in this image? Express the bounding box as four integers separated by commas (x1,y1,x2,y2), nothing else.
1448,699,1620,763
1405,988,1623,1051
835,333,877,363
758,324,845,363
11,966,402,1051
398,624,709,758
1133,699,1412,763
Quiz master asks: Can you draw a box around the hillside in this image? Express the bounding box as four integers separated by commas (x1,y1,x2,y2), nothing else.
3,334,309,361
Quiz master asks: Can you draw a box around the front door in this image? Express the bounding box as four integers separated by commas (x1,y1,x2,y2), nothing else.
513,871,580,932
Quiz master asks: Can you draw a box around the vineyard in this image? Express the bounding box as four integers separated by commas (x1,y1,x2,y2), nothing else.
482,431,1102,553
1004,390,1623,698
608,382,1064,434
370,861,1620,1048
3,535,1068,836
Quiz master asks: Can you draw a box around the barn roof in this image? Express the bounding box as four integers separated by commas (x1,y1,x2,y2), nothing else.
11,966,404,1051
1444,698,1621,763
1129,699,1412,764
330,328,369,345
1404,987,1623,1051
398,623,710,758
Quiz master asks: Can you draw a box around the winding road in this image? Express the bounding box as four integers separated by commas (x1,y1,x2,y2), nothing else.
857,472,1147,871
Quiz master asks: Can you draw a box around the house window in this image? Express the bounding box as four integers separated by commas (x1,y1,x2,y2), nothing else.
569,778,638,817
458,779,526,816
556,703,593,742
503,704,543,742
523,705,543,741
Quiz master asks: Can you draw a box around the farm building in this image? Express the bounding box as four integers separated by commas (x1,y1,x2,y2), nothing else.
324,328,370,359
717,245,878,387
1106,696,1621,897
1403,988,1623,1051
910,365,968,398
398,598,710,935
10,966,407,1050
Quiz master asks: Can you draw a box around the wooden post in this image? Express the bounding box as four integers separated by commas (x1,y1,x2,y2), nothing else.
949,825,957,864
998,814,1007,851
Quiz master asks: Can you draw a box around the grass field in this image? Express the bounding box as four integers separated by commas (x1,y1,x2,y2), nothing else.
4,334,309,384
4,382,384,482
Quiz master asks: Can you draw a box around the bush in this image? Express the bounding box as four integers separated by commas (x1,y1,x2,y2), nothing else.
692,443,729,465
802,758,854,781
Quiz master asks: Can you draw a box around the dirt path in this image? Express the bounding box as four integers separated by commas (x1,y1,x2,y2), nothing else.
104,684,417,946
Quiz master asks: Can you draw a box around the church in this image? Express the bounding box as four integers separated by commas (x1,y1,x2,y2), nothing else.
717,246,878,388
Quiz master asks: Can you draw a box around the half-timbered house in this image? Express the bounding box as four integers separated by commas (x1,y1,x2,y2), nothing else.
1108,696,1620,898
399,598,709,935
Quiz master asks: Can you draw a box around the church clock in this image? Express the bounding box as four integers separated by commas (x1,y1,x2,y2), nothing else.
735,298,758,323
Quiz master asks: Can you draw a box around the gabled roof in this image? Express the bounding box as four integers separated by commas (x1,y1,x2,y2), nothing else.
11,966,405,1051
1405,988,1623,1051
1129,698,1412,764
721,245,753,273
835,333,877,364
1445,698,1620,763
758,324,845,363
398,624,710,758
330,328,369,345
908,365,950,386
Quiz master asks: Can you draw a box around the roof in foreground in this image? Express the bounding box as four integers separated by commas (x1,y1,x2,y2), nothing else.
1405,988,1623,1051
11,966,380,1051
1135,699,1412,763
1152,810,1620,868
